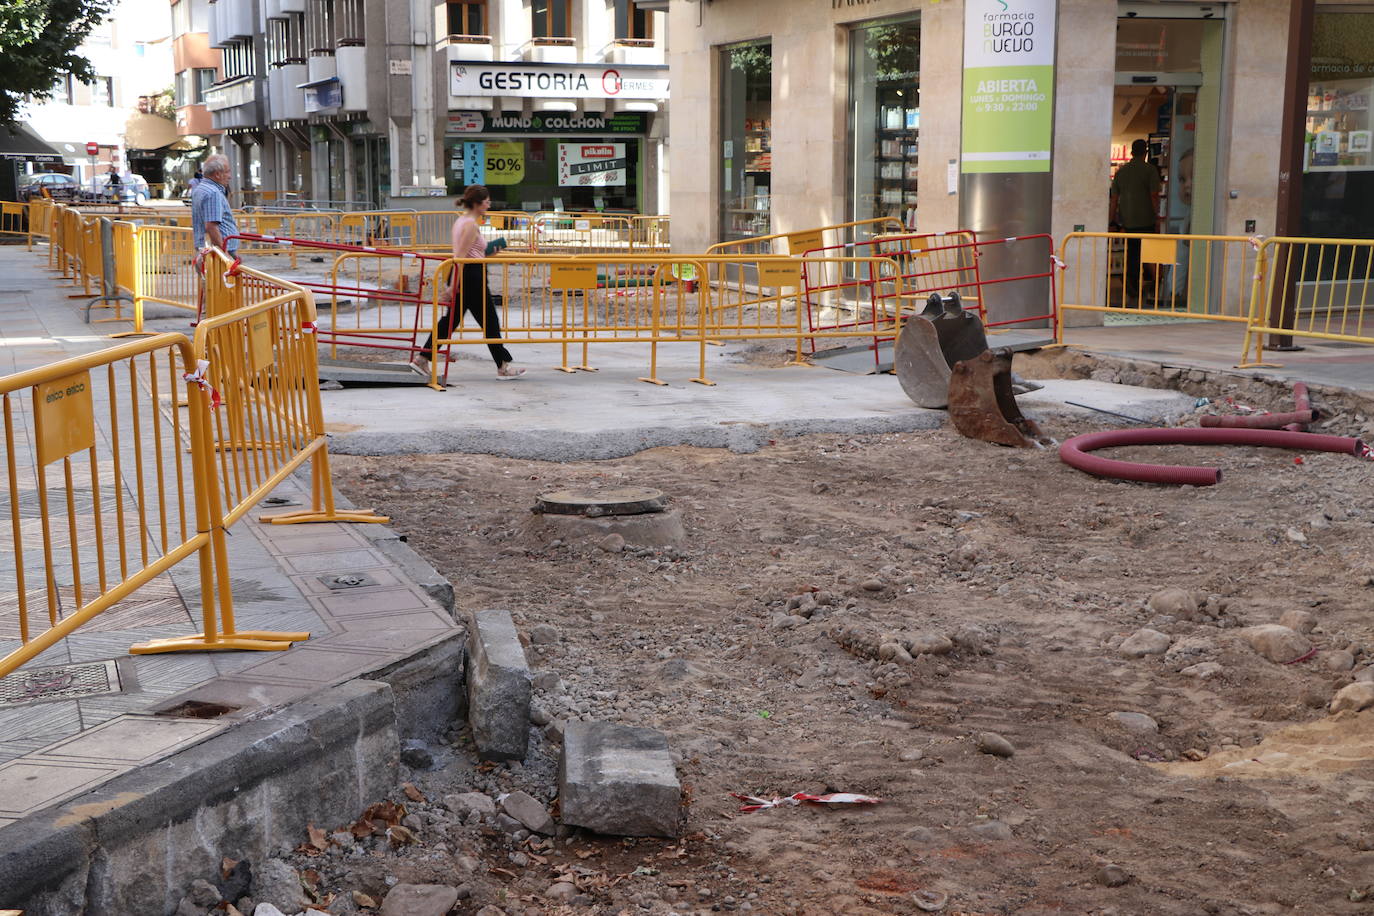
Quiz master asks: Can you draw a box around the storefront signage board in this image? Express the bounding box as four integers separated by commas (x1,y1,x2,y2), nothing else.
462,141,525,185
446,111,650,136
558,143,628,187
961,0,1056,174
451,62,668,101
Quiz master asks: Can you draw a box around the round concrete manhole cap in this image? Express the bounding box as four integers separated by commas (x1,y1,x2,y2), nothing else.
534,486,667,517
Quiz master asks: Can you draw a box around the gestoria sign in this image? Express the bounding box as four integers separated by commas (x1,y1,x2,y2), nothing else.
450,62,668,101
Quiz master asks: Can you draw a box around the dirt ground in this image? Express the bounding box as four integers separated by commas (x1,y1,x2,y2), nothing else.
247,356,1374,916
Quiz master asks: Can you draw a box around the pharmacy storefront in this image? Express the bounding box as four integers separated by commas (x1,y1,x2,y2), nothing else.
445,62,668,213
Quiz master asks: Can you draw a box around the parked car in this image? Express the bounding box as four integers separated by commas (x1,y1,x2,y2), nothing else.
18,172,79,202
78,173,150,205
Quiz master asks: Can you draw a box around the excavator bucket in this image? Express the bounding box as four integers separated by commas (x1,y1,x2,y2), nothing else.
948,348,1049,448
894,292,991,409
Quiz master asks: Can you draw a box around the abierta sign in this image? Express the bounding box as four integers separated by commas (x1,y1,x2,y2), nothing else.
961,0,1056,174
451,62,668,101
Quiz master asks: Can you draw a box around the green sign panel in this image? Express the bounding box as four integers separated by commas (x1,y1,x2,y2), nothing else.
961,0,1057,174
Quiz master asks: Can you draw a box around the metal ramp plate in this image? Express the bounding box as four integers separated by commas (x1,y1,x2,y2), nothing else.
317,357,430,386
811,330,1056,376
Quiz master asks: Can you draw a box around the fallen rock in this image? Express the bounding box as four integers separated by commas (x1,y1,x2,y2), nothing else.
380,885,459,916
560,721,681,837
1119,628,1171,658
500,790,555,835
444,792,496,820
1279,609,1316,633
1149,587,1199,620
976,732,1015,758
188,879,222,907
1240,624,1312,664
1096,865,1130,887
1330,682,1374,714
1108,711,1159,735
252,861,309,915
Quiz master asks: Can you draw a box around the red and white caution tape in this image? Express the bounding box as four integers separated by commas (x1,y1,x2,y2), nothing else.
182,359,222,409
731,792,884,813
1051,255,1066,271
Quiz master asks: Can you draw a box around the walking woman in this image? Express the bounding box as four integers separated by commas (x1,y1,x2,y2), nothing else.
413,184,525,378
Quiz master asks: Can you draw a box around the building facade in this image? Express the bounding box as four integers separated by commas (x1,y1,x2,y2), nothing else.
22,0,178,191
429,0,670,213
667,0,1374,258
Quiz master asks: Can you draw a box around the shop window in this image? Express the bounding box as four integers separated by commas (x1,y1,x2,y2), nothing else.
614,0,651,42
719,41,772,241
447,0,486,37
1302,11,1374,239
532,0,569,39
848,16,919,230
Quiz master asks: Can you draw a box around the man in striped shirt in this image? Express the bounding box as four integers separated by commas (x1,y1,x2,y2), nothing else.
191,154,239,255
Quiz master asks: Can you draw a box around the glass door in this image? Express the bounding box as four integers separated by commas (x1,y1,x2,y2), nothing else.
849,16,920,230
719,41,772,242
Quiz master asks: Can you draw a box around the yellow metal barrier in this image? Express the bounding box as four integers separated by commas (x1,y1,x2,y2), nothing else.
1055,232,1260,343
197,251,388,526
1,201,30,247
1239,237,1374,367
532,215,636,255
131,224,198,330
420,254,904,386
319,250,440,359
0,333,233,677
629,216,670,254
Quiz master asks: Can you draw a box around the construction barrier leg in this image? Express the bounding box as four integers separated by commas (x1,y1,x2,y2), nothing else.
258,446,389,526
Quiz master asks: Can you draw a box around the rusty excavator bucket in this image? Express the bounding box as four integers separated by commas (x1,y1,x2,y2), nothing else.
948,348,1049,448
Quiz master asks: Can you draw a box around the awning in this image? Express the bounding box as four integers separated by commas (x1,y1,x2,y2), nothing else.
0,123,65,164
124,112,180,151
297,77,343,114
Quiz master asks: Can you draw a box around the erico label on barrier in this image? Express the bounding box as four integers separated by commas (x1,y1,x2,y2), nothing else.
550,264,599,289
757,260,802,288
249,315,275,372
33,370,95,466
787,230,824,256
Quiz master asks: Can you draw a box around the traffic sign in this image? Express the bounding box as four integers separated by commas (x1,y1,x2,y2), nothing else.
85,142,99,156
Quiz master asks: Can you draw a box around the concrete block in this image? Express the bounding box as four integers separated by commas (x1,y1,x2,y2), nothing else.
465,609,532,761
559,721,680,838
358,630,467,742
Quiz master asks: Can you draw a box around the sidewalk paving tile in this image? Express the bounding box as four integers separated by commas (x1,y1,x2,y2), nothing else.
28,715,224,765
313,586,434,618
279,549,389,575
0,759,128,818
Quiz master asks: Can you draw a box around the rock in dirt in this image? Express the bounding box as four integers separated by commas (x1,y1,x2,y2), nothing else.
1180,662,1223,680
1096,865,1130,887
976,732,1015,758
529,623,561,645
444,792,496,820
1109,711,1159,735
1119,628,1172,658
907,632,954,656
546,883,578,903
500,790,555,835
861,578,885,592
1279,609,1316,633
1323,649,1356,672
252,860,309,914
400,740,433,770
898,748,925,762
380,884,459,916
188,879,221,907
252,905,288,916
1330,682,1374,714
971,819,1013,840
1149,587,1200,620
598,533,626,553
1240,624,1312,664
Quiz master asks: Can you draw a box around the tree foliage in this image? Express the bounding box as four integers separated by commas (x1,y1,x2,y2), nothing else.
0,0,116,124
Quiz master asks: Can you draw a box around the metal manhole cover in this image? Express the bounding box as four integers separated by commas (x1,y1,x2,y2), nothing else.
0,660,122,706
533,487,667,517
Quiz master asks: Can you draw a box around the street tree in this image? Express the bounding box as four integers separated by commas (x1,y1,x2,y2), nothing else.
0,0,116,124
